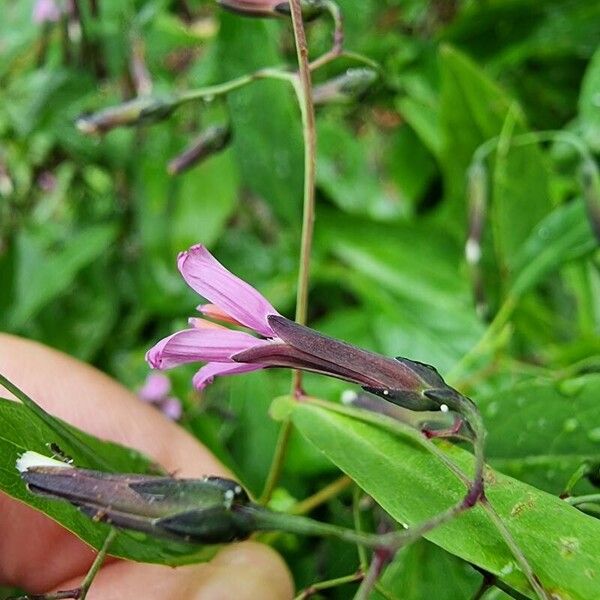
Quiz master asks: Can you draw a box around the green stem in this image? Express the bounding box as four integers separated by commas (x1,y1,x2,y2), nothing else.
565,493,600,506
480,500,550,600
247,496,468,552
291,474,352,514
175,68,294,106
14,529,116,600
309,0,344,71
78,529,117,600
294,571,363,600
258,420,293,505
562,462,593,498
446,294,518,384
260,0,319,504
353,486,369,569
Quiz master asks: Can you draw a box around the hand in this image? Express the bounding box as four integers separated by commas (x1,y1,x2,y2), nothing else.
0,334,293,600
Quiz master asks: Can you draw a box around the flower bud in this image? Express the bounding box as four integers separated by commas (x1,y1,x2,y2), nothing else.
18,455,254,544
313,68,378,105
167,126,232,175
76,96,175,135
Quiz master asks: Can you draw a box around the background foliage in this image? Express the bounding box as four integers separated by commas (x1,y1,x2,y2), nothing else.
1,0,600,598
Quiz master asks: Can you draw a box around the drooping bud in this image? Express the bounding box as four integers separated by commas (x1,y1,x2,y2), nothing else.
76,96,175,135
19,457,254,544
167,126,232,175
217,0,325,20
465,161,488,317
235,315,452,412
313,68,378,105
581,157,600,242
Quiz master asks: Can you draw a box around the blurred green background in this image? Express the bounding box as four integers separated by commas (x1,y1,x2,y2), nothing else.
1,0,600,597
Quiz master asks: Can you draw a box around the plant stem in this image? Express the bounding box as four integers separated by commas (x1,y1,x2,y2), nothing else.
13,529,116,600
353,486,369,569
309,0,344,71
291,474,352,514
479,499,549,600
354,548,392,600
176,68,294,106
258,420,293,505
446,294,518,384
260,0,319,504
294,571,363,600
78,529,116,600
565,493,600,506
290,0,317,338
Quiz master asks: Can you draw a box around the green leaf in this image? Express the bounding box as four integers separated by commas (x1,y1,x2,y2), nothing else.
578,44,600,153
9,224,118,329
480,374,600,495
438,44,550,256
0,397,215,565
287,397,600,599
216,14,303,224
491,126,552,270
317,211,484,372
510,199,597,298
317,118,408,220
170,151,239,253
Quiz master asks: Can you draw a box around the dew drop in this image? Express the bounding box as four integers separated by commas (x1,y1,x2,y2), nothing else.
588,427,600,443
563,418,579,433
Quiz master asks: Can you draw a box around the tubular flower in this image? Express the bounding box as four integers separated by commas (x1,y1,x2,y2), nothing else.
146,244,283,390
146,245,466,418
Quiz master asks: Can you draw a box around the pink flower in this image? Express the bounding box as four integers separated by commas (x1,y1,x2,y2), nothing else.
33,0,61,24
146,245,283,390
138,373,182,421
146,245,448,413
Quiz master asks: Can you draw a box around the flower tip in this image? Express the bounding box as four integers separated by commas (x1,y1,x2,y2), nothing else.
145,346,163,369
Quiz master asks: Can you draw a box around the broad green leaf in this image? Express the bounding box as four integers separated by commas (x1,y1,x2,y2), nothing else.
170,151,239,253
579,46,600,153
285,397,600,599
480,374,600,495
439,45,517,217
491,133,552,270
510,199,597,298
317,117,408,221
439,44,550,260
9,224,118,329
316,211,484,372
0,398,214,565
216,15,302,224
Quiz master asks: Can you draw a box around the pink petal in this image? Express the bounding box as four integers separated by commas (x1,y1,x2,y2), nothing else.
197,303,243,326
146,328,269,370
159,397,183,421
33,0,61,23
178,245,279,337
192,362,263,390
138,373,171,403
188,317,228,330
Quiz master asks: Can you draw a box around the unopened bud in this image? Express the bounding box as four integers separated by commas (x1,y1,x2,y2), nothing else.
168,126,232,175
466,161,488,317
581,157,600,242
313,68,378,105
18,455,254,544
217,0,325,20
76,96,175,135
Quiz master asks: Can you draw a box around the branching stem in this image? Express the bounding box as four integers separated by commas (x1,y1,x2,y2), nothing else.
260,0,319,504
